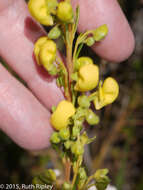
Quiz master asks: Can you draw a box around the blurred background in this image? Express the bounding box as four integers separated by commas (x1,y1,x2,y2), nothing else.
0,0,143,189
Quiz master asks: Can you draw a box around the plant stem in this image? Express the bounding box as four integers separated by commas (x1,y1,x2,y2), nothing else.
82,175,95,190
71,157,81,189
65,158,71,182
66,24,74,101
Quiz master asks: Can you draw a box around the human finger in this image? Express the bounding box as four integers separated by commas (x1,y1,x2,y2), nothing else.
71,0,135,62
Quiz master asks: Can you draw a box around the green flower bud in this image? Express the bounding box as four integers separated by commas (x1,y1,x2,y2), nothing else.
44,169,56,181
59,128,70,140
85,37,95,46
78,95,90,108
71,142,84,156
32,177,44,186
93,24,108,41
57,2,73,23
72,126,80,139
74,119,83,127
50,132,60,144
85,109,99,125
94,169,110,190
48,26,61,39
78,168,87,180
62,182,72,190
64,140,72,149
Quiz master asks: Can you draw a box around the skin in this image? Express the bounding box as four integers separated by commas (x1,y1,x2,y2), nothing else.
0,0,135,150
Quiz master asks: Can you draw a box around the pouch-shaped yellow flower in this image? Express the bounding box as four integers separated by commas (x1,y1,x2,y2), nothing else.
51,100,76,130
94,77,119,110
57,2,73,23
34,37,48,65
38,40,57,70
28,0,54,26
75,64,99,92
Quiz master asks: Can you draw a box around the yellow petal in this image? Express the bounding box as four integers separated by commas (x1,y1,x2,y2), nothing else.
34,37,48,65
38,40,57,69
28,0,54,26
51,100,76,130
75,64,99,92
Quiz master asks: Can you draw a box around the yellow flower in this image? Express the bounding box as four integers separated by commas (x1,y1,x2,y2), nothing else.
57,2,73,23
34,36,48,65
39,40,57,71
75,63,99,92
51,100,76,130
94,77,119,110
34,37,57,71
28,0,54,26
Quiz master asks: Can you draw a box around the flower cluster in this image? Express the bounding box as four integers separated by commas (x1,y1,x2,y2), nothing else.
28,0,119,189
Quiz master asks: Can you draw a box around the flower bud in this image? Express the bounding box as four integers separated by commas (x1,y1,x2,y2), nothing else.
50,132,60,144
59,128,70,140
71,142,84,156
48,26,61,39
44,169,56,181
28,0,54,26
75,64,99,92
64,141,72,149
75,57,93,71
62,182,72,190
78,168,87,180
94,77,119,110
51,100,76,130
78,95,90,108
85,109,99,125
85,37,95,46
57,2,73,23
72,126,80,139
93,24,108,41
